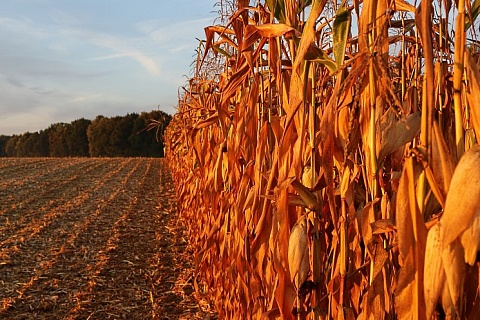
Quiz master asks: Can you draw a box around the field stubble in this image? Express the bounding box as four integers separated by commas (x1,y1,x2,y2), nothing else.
0,158,214,320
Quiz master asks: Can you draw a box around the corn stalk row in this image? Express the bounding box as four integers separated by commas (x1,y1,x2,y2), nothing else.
164,0,480,318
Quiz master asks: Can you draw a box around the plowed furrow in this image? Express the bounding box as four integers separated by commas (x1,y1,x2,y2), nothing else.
0,159,138,308
0,158,49,172
0,158,210,320
0,158,109,216
0,159,131,240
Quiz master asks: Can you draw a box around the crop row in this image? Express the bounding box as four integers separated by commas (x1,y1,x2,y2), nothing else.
0,158,197,319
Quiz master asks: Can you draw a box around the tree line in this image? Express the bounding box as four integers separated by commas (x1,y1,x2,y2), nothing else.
0,110,171,157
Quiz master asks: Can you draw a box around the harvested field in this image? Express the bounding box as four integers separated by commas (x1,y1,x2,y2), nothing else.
0,158,214,320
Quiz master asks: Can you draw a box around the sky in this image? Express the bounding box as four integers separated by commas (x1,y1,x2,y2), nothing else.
0,0,218,135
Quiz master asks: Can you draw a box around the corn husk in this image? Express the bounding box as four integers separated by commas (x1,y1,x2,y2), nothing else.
288,215,309,290
424,222,445,319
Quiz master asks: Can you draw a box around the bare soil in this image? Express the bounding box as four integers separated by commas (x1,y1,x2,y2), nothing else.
0,158,215,320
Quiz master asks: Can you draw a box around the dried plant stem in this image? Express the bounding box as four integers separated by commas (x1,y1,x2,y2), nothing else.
368,66,378,200
406,156,423,317
417,0,435,214
401,14,406,101
309,63,323,320
454,0,466,159
308,62,316,187
339,198,348,308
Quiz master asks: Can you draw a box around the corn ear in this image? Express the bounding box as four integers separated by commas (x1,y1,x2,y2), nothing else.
441,238,466,316
288,215,309,290
441,280,457,320
424,222,445,319
442,145,480,246
459,211,480,265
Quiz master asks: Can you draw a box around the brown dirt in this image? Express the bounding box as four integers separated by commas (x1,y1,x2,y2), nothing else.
0,158,216,320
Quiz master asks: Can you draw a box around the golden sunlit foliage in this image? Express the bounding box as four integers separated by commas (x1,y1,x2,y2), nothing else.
165,0,480,318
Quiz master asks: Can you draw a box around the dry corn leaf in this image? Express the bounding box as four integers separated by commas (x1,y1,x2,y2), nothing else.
395,158,427,319
377,112,421,161
262,308,280,319
423,164,446,208
337,105,351,146
243,23,296,50
304,43,337,72
288,215,309,290
192,113,219,130
395,252,417,320
357,199,378,250
442,145,480,247
285,193,311,208
333,4,351,69
292,0,327,72
275,270,297,320
340,165,352,199
431,121,455,196
321,102,339,225
371,219,396,234
312,232,324,283
221,61,250,105
465,0,480,29
203,25,237,60
393,0,416,12
465,51,480,141
285,0,328,127
397,157,428,256
370,242,389,283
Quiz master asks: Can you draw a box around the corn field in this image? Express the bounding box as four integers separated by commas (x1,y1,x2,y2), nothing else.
164,0,480,318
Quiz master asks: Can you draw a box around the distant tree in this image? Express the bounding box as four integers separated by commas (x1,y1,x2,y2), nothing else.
128,116,147,156
15,133,29,156
0,135,11,157
138,110,172,157
67,118,91,156
27,131,49,156
140,112,161,157
18,133,35,156
87,116,112,156
110,115,133,156
118,113,138,156
4,135,20,157
2,130,47,157
47,123,69,157
2,110,171,157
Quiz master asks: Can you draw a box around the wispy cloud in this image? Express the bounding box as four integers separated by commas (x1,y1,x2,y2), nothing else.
0,16,50,40
69,93,104,103
49,9,85,26
90,53,131,61
135,17,212,51
0,14,161,77
62,28,162,76
89,48,161,77
5,76,25,88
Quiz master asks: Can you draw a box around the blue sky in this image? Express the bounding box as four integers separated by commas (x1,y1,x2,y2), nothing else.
0,0,218,135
